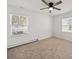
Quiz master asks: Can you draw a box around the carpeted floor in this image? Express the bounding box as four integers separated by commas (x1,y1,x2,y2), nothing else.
7,37,72,59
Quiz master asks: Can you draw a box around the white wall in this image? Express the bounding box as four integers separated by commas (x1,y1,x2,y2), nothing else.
53,12,72,41
7,5,53,48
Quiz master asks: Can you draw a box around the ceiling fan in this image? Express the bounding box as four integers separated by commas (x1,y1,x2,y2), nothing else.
40,0,62,13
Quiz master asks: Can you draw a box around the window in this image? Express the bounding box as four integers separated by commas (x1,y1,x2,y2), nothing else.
62,17,72,32
10,14,28,35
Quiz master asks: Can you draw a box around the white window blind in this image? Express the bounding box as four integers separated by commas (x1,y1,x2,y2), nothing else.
62,17,72,32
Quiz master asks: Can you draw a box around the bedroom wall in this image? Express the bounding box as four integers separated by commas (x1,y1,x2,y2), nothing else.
7,4,53,48
53,11,72,41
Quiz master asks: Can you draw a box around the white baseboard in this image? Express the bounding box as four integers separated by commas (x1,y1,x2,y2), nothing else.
7,36,53,48
53,36,72,42
7,39,37,48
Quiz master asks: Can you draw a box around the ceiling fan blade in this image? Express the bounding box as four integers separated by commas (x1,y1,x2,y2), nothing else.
53,7,61,10
42,0,49,6
40,7,49,10
54,1,62,6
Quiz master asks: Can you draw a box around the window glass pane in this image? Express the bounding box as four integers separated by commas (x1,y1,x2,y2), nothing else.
62,17,72,32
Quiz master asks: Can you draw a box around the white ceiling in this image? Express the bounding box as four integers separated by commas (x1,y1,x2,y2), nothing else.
7,0,72,16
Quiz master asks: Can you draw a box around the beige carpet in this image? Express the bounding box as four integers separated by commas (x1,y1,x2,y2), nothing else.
7,37,72,59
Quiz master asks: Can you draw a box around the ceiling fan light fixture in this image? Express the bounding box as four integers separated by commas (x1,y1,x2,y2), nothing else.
40,0,62,13
49,7,53,11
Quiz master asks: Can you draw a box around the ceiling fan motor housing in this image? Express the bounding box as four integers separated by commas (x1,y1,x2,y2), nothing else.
49,2,53,7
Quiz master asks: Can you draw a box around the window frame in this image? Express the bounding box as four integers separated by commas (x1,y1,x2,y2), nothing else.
62,17,72,32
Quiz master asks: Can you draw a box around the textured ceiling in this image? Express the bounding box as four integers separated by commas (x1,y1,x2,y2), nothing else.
7,0,72,16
